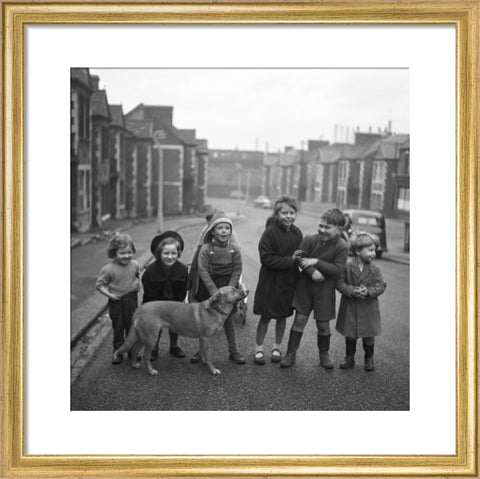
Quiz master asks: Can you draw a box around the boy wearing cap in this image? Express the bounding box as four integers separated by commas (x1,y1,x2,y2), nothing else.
189,210,246,364
142,231,189,360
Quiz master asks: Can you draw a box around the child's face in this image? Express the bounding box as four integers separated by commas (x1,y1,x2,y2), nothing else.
115,244,134,265
213,223,232,244
277,204,296,229
318,217,340,242
357,244,376,264
160,244,179,267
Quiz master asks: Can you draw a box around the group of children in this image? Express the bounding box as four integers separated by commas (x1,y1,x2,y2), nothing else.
96,196,386,372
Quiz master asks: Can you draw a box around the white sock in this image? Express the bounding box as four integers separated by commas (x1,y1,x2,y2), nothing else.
272,343,280,351
255,344,263,353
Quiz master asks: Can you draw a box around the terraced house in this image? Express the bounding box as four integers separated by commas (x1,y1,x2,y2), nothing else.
70,69,208,233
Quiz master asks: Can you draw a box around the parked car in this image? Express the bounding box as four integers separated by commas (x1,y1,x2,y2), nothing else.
343,209,387,259
253,195,273,209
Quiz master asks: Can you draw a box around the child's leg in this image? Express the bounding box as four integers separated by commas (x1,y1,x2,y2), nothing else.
280,312,308,368
168,331,186,358
255,316,271,348
123,293,138,359
109,300,125,363
109,301,125,350
123,292,137,337
340,337,357,369
254,316,270,365
274,318,286,345
270,317,286,363
224,315,246,364
362,337,375,371
316,320,334,369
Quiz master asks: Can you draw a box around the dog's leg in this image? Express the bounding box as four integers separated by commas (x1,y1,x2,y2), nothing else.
199,337,220,375
130,342,143,369
142,343,159,376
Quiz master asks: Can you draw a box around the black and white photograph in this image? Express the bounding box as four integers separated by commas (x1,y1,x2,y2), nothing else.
4,1,476,474
70,67,410,411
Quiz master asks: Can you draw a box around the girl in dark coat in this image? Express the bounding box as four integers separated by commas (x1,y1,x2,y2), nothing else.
142,231,189,360
335,233,387,371
252,196,303,365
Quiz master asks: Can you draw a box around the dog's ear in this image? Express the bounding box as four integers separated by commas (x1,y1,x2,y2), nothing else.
209,289,222,304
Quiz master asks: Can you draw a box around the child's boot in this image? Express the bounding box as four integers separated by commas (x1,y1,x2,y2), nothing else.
340,338,356,369
280,330,303,368
317,334,334,369
363,343,375,371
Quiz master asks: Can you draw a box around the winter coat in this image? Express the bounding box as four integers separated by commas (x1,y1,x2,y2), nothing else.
253,221,303,318
335,257,386,338
292,233,349,321
141,260,188,303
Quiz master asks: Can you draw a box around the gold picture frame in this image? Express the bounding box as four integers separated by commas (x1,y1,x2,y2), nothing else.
1,1,478,477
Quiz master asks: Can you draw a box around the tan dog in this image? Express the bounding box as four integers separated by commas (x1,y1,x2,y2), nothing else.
113,286,248,376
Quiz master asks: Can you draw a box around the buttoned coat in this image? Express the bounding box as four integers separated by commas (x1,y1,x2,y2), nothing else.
253,221,303,318
335,258,386,338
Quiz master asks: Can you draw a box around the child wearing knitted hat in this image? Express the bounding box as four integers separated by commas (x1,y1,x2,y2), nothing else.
189,210,246,365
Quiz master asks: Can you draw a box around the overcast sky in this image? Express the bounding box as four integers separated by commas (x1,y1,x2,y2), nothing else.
90,68,409,152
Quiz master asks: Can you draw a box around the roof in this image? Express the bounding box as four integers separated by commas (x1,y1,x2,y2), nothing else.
91,90,110,119
125,119,154,138
70,68,92,89
109,105,125,128
360,134,410,159
179,129,196,144
400,137,410,149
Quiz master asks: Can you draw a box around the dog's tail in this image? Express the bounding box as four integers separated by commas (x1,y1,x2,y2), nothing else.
113,308,140,358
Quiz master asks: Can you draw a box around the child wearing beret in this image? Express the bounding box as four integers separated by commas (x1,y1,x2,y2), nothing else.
142,230,189,360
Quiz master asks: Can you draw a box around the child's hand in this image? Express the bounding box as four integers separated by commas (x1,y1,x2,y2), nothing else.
109,293,122,301
299,258,317,269
311,270,325,283
352,287,364,299
292,249,303,259
359,285,369,298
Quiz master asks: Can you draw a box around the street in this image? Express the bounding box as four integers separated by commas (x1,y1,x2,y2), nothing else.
71,200,409,411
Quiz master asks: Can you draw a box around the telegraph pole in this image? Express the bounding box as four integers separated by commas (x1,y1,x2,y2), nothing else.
235,162,243,217
153,130,166,232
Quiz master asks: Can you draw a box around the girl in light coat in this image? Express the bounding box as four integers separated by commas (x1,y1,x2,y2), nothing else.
335,233,387,371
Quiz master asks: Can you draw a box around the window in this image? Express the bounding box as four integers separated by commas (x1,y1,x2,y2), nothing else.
372,161,386,183
370,191,383,210
78,167,91,212
397,187,410,211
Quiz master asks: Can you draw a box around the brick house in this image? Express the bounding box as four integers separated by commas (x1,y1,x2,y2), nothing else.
336,144,372,209
90,76,112,227
392,137,410,219
125,118,155,218
70,68,93,232
108,105,128,220
196,139,209,212
126,104,203,216
360,134,410,216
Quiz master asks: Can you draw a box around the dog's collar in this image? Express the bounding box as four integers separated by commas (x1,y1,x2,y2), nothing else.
208,298,224,313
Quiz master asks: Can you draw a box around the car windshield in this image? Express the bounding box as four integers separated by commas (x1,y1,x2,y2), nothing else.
355,216,380,226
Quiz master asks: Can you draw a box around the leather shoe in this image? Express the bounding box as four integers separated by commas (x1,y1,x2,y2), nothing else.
190,352,201,363
169,346,186,358
229,352,246,364
112,355,123,365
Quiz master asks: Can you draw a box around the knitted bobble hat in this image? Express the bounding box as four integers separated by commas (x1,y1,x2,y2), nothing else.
202,210,233,242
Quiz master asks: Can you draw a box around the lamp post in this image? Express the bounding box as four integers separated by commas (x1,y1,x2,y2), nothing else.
235,162,243,217
153,129,166,232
